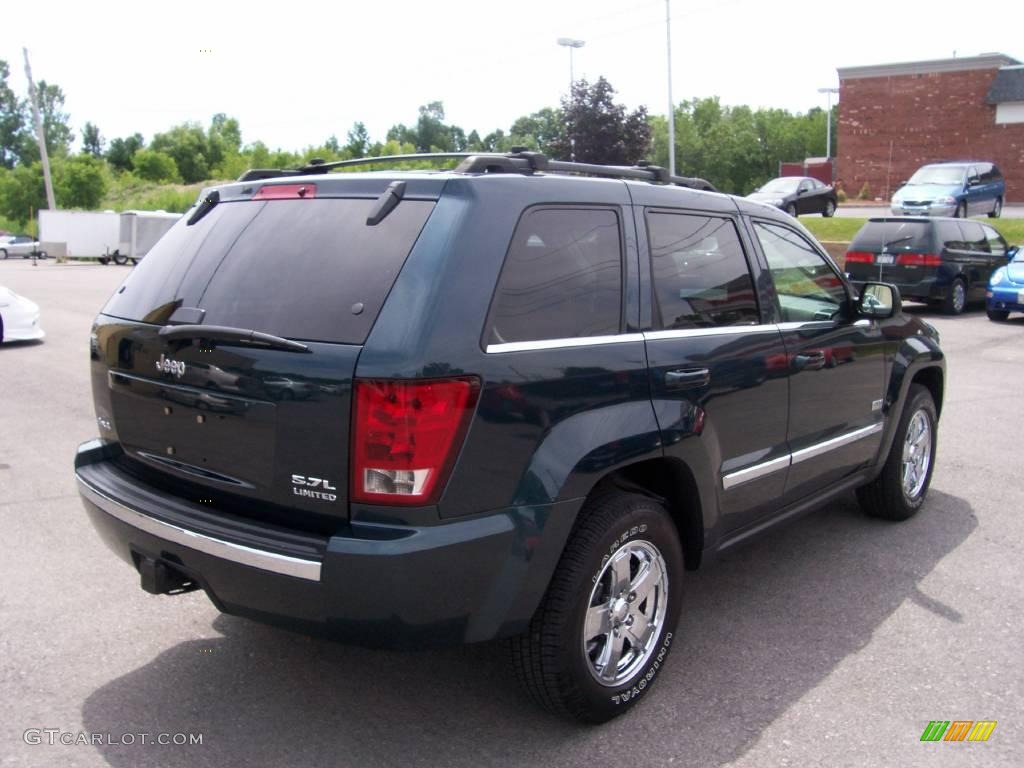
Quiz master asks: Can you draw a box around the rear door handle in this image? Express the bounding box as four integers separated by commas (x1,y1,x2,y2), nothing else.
665,368,710,389
793,351,827,371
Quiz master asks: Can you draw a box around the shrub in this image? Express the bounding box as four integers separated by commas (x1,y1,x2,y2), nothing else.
857,182,871,200
133,149,180,183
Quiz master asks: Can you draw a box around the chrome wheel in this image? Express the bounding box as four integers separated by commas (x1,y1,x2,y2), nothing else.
901,410,932,500
583,539,668,687
951,281,966,314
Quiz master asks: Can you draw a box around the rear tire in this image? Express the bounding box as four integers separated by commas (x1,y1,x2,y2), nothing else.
988,197,1002,219
987,309,1010,321
510,492,684,723
113,251,129,266
823,199,836,217
785,203,797,217
942,277,967,315
857,384,937,521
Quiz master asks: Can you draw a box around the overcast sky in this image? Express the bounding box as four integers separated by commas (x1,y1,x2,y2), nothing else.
2,0,1021,152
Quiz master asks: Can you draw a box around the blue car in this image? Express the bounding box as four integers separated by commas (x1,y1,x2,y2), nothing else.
891,162,1005,219
987,244,1024,320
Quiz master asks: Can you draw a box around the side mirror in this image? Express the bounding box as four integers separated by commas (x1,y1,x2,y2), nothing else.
1007,245,1019,260
857,282,901,319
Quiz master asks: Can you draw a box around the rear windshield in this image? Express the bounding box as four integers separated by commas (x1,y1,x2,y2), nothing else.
850,221,933,252
102,198,435,344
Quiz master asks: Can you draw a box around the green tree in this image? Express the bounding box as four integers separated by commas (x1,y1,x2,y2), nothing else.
551,77,651,164
0,60,24,169
150,123,210,183
210,113,242,153
0,163,46,224
81,122,104,156
106,133,144,172
17,80,74,164
53,155,108,208
132,149,180,182
345,122,370,158
509,107,564,155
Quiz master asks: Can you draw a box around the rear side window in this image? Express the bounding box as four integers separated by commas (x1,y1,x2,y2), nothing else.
102,198,435,344
646,212,759,329
851,221,933,252
485,207,622,345
956,221,989,253
981,224,1007,257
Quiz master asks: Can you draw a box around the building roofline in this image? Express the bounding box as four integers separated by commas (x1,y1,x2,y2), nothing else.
838,53,1020,80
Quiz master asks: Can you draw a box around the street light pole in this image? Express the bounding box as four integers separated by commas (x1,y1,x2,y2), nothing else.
557,37,585,161
666,0,675,176
817,86,839,160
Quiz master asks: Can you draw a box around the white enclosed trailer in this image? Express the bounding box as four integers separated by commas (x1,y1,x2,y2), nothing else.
38,210,120,262
119,211,181,263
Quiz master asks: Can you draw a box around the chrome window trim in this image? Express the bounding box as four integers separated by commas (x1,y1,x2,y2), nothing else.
485,333,644,354
722,422,884,490
789,422,884,465
722,454,791,491
643,325,776,342
77,475,322,582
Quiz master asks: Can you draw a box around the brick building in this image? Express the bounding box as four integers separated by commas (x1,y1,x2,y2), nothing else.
836,54,1024,202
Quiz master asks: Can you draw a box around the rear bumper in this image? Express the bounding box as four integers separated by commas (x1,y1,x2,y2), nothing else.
76,439,581,647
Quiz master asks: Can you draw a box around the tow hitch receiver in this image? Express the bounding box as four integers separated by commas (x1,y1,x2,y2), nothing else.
137,555,199,595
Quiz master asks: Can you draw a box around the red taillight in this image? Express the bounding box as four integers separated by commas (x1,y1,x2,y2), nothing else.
351,377,480,506
253,184,316,200
896,253,942,267
845,251,874,264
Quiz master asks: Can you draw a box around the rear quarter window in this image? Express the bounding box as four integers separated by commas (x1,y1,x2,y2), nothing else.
484,206,623,346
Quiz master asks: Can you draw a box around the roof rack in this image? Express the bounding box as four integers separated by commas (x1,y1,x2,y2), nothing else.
237,151,716,192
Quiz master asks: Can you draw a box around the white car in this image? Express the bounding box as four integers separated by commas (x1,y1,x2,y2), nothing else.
0,286,45,342
0,235,47,259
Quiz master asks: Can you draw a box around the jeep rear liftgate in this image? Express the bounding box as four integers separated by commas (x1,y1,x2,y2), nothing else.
91,193,436,528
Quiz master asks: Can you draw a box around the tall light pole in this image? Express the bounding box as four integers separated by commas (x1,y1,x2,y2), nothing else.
557,37,585,161
817,86,839,160
666,1,675,176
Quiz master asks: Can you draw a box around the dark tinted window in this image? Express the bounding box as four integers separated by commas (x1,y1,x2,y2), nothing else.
937,220,966,250
486,207,622,345
102,198,435,344
755,222,847,322
957,221,989,253
647,212,759,329
981,224,1007,257
980,164,1003,184
851,221,933,252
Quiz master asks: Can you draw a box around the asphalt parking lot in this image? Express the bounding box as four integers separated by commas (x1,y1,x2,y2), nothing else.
1,260,1022,768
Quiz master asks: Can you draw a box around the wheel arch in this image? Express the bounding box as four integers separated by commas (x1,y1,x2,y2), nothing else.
586,457,705,571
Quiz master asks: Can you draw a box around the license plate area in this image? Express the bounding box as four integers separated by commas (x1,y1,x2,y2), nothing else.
876,254,896,265
109,371,276,487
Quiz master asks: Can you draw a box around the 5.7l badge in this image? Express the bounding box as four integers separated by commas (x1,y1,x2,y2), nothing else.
291,474,338,502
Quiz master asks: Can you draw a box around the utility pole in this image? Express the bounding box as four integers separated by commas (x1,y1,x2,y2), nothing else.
23,48,56,211
817,86,839,161
666,0,675,176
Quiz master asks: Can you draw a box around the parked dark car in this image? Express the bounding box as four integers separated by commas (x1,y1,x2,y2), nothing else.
845,217,1010,314
76,152,945,723
891,161,1005,218
746,176,837,217
986,243,1024,320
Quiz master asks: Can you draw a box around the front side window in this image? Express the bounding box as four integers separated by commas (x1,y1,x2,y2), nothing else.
646,212,759,329
754,221,847,323
485,207,622,345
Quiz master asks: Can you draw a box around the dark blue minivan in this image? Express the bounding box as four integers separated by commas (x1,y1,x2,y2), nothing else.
890,162,1005,219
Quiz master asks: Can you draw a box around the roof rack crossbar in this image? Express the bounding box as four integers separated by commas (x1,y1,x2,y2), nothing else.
247,151,716,191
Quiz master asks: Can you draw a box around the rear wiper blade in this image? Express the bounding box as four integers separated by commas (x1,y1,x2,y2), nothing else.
158,324,311,353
